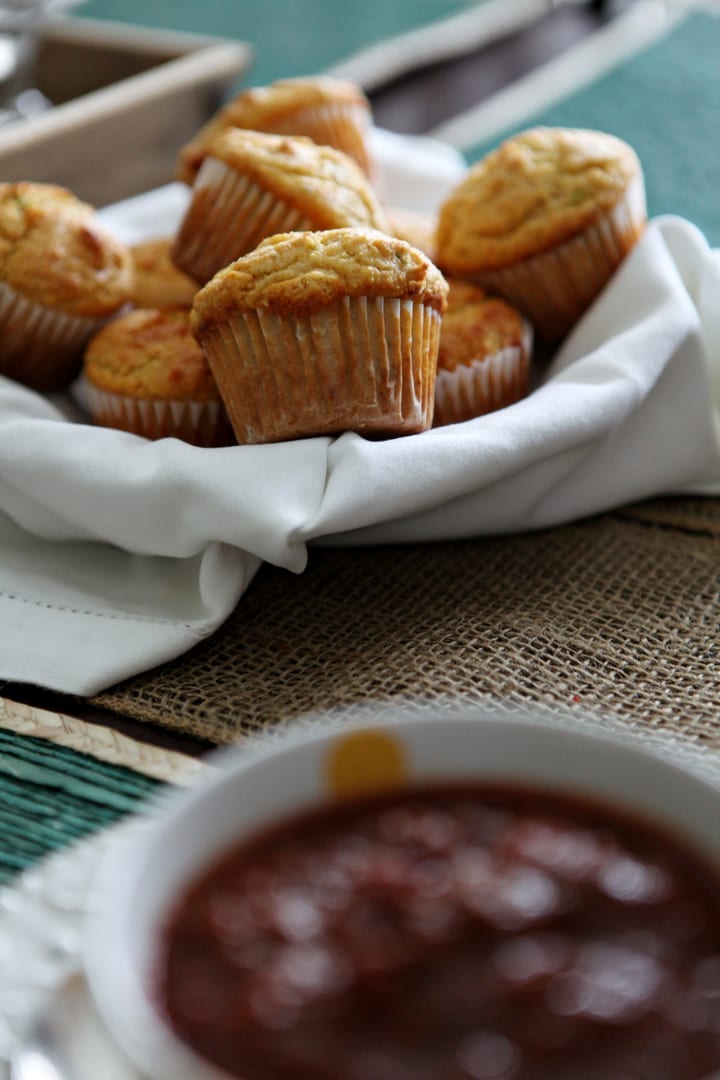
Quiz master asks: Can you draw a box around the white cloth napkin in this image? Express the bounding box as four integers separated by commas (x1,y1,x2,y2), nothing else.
0,130,718,696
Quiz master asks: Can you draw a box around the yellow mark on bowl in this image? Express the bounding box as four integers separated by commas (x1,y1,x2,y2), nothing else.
326,728,408,797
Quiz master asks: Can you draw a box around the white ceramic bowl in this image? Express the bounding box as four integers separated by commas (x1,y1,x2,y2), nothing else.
83,705,720,1080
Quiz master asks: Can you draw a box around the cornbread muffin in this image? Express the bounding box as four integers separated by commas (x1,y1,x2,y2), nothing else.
172,129,390,285
436,127,646,341
129,237,197,309
83,308,232,446
177,75,374,184
387,205,437,261
0,181,132,391
434,280,532,427
191,227,448,444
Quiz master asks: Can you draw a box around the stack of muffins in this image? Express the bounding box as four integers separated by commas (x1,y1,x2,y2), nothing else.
0,73,648,446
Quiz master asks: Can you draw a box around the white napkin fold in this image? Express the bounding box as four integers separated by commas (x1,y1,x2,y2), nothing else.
0,131,718,696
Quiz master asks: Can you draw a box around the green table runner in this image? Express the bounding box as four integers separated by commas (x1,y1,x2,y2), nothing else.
462,11,720,247
78,0,484,87
76,3,720,246
0,728,158,884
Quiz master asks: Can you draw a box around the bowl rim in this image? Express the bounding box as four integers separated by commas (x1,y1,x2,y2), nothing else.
82,703,720,1080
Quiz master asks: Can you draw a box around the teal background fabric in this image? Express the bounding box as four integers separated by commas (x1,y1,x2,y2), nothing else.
0,729,158,884
77,0,483,88
462,12,720,247
75,5,720,245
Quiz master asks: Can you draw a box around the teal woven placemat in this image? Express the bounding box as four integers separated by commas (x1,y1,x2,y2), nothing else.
0,729,158,884
462,11,720,247
77,0,483,87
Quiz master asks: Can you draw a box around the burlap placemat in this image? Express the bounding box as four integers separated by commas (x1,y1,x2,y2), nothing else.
91,496,720,756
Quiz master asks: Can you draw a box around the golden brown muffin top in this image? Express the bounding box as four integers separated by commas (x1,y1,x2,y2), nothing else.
437,127,642,274
218,75,368,124
129,237,197,310
438,280,529,372
84,308,220,401
193,129,388,233
177,76,370,183
0,182,132,316
192,227,448,332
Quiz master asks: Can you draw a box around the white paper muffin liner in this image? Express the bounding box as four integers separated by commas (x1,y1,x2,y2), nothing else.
475,172,647,342
173,157,314,284
0,281,103,391
433,322,532,427
83,380,233,447
202,295,441,444
270,101,373,176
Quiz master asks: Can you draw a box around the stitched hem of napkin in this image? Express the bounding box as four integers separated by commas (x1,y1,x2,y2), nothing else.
0,588,212,635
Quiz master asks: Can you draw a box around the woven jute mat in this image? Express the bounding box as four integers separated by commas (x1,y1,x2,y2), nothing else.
90,495,720,758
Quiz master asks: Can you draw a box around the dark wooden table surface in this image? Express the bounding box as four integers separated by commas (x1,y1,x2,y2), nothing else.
369,0,630,134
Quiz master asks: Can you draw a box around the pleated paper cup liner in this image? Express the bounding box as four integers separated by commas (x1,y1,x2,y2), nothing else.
172,157,314,285
0,281,103,392
84,381,234,447
270,101,374,177
433,337,531,427
476,173,647,343
203,294,441,444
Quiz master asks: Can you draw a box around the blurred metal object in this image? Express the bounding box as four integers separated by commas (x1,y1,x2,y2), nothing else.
0,0,84,121
10,971,145,1080
0,19,251,205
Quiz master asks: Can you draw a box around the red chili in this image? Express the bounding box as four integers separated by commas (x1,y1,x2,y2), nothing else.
158,784,720,1080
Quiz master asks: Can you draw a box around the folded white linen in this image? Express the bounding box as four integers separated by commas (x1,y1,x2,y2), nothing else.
0,132,717,695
